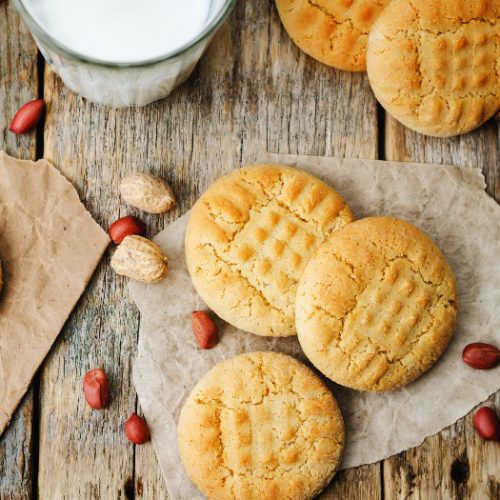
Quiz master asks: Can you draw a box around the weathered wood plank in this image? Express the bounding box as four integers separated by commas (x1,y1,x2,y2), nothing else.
0,0,38,159
385,115,499,170
483,120,500,201
320,465,382,500
0,388,35,500
3,0,499,496
37,73,140,499
0,2,39,498
383,115,500,499
134,0,380,496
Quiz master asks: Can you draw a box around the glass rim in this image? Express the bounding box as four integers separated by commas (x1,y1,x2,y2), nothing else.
13,0,237,68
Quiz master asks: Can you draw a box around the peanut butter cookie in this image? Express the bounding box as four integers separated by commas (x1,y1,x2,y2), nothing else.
185,164,353,337
178,352,345,499
296,217,458,392
275,0,391,71
367,0,500,137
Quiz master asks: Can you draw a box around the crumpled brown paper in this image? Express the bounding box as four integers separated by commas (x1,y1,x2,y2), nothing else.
0,151,109,435
130,155,500,499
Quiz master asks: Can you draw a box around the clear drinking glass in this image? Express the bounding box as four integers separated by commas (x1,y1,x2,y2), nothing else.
13,0,236,107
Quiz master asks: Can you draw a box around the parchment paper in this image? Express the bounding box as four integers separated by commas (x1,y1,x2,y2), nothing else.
0,151,109,435
130,155,500,499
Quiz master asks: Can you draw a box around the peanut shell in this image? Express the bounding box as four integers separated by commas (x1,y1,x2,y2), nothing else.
111,235,168,283
120,172,175,214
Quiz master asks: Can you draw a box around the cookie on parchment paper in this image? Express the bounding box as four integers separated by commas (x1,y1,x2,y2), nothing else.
177,352,345,499
275,0,391,71
185,164,354,337
296,217,458,392
367,0,500,137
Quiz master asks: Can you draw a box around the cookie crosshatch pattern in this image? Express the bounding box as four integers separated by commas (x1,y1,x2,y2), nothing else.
178,352,345,499
185,164,354,337
367,0,500,137
296,217,458,392
275,0,391,71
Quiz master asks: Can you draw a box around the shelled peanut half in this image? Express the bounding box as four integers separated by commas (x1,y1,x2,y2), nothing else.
110,172,175,284
462,342,500,442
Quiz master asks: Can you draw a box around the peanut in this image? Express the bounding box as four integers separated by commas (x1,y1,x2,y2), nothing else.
462,343,500,370
111,235,168,283
108,215,146,244
124,413,150,444
83,368,110,410
473,407,500,441
9,99,44,134
120,172,176,214
192,311,219,349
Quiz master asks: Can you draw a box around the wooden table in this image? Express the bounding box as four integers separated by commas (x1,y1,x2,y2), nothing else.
1,1,499,498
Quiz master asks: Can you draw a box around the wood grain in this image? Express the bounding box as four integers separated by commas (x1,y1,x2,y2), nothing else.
320,465,382,500
383,116,500,499
36,0,380,497
2,0,498,497
37,78,137,498
0,1,39,498
135,0,381,496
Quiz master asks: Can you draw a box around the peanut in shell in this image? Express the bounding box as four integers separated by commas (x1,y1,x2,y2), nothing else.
111,235,168,283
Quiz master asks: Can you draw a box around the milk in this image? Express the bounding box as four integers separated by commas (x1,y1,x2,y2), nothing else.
27,0,212,63
17,0,232,105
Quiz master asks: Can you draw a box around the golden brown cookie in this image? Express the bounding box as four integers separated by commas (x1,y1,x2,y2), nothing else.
185,164,353,337
275,0,391,71
296,217,458,392
178,352,345,499
367,0,500,137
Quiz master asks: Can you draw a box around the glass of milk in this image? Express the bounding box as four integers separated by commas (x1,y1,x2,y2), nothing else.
13,0,236,106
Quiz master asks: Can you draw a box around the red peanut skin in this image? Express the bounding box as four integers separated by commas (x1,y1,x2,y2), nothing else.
108,215,146,244
83,369,110,409
462,343,500,370
473,407,500,441
9,99,45,134
192,311,219,349
124,414,150,444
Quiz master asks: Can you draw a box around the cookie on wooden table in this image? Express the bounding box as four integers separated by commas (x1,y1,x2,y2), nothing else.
275,0,391,71
178,352,345,499
296,217,458,392
367,0,500,137
185,164,354,337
